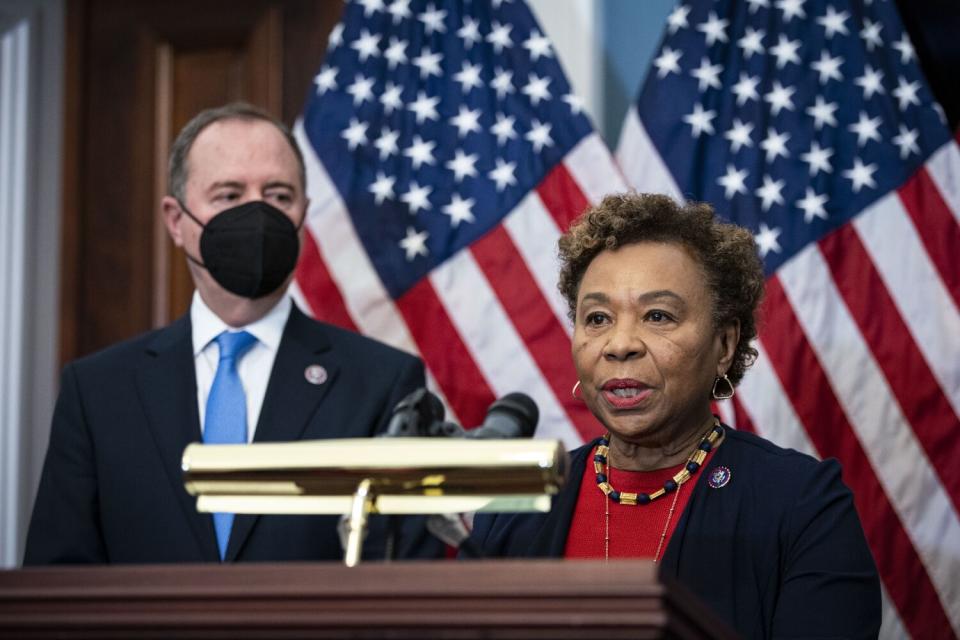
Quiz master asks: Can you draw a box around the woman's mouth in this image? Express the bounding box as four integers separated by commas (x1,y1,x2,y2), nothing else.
600,379,652,409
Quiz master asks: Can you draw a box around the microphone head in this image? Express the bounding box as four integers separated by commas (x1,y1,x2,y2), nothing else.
425,420,466,438
384,387,446,437
422,389,446,425
482,392,538,438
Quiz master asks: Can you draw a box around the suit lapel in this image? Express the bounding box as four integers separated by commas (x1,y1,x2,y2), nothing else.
250,306,339,443
226,306,340,560
135,315,221,561
658,432,733,576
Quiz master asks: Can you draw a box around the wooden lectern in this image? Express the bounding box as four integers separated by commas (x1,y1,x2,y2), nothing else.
4,440,736,637
0,560,735,638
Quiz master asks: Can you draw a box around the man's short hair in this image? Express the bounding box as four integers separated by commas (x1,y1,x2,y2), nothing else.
167,102,307,203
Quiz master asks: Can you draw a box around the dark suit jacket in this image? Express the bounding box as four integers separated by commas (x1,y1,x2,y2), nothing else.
471,428,881,639
25,305,436,563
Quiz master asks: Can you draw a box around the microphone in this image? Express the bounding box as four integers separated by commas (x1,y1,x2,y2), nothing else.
380,389,540,559
463,392,539,439
383,388,446,437
437,391,538,558
384,389,539,440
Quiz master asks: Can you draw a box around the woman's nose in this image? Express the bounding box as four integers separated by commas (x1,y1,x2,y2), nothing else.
602,321,646,361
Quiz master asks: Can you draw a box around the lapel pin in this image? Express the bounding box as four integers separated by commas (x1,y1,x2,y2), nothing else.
708,466,731,489
304,365,328,385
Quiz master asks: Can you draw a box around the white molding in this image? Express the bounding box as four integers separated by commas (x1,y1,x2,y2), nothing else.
0,0,63,568
528,0,602,132
0,15,31,569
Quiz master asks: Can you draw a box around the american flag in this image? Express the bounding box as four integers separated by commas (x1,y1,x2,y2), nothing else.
616,0,960,637
290,0,623,447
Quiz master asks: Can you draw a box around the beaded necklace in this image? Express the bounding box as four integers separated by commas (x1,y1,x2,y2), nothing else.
597,419,723,561
594,419,724,506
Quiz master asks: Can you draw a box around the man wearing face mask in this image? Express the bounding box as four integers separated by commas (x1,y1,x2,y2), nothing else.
24,103,436,564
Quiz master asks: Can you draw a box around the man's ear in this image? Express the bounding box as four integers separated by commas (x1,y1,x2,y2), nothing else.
161,196,185,247
716,319,741,376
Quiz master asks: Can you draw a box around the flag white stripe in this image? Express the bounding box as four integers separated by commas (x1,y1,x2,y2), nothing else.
565,133,629,203
502,192,571,334
736,343,819,459
295,121,419,357
420,369,460,425
287,281,311,318
779,244,960,636
429,250,582,447
879,583,910,640
714,399,735,428
615,106,683,200
925,140,960,226
853,192,960,421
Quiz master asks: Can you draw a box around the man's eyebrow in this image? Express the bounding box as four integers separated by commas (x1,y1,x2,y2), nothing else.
205,180,298,193
263,181,296,191
206,180,244,192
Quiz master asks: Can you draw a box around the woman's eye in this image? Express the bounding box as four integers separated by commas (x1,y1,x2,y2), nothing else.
585,312,609,326
647,310,672,323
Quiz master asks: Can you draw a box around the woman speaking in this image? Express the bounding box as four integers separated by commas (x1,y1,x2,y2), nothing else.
471,193,880,638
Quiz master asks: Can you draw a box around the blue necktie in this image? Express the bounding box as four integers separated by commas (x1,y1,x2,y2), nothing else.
203,330,257,560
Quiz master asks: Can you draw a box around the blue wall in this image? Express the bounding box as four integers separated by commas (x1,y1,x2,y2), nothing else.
599,0,677,146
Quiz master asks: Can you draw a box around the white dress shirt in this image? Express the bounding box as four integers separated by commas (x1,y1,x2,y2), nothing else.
191,291,292,441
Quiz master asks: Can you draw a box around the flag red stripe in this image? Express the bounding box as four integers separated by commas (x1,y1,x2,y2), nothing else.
897,168,960,311
470,225,604,442
295,230,359,332
820,226,960,513
537,162,592,229
760,275,953,639
396,278,494,427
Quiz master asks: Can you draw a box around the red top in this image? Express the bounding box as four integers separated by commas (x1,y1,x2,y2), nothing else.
564,444,715,559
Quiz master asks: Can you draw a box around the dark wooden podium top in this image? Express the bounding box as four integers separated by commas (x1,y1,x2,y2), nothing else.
0,560,736,639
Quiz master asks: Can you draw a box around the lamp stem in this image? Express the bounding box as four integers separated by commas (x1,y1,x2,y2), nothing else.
344,478,375,567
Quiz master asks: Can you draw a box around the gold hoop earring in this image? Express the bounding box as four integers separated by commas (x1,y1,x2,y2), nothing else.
712,374,735,400
572,380,583,401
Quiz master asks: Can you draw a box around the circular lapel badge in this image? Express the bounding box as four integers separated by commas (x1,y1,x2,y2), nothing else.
708,466,731,489
304,364,328,385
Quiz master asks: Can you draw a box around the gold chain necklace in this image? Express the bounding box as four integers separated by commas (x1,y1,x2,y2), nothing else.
603,462,683,563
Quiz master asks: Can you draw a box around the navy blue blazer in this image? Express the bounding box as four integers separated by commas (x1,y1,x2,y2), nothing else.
472,428,881,639
25,305,437,564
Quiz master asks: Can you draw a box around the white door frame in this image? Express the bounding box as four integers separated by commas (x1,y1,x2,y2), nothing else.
0,0,63,568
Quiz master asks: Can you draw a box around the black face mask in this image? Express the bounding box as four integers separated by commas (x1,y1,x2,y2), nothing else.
179,200,303,299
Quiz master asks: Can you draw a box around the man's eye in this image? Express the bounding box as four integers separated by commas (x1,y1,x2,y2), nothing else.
647,310,672,323
268,193,294,205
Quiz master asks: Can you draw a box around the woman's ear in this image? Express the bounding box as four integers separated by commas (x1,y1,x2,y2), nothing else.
716,319,741,376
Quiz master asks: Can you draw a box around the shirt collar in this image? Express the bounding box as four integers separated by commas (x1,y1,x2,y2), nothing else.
190,291,292,356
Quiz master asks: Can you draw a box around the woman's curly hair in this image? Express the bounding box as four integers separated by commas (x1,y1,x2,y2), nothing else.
558,192,765,385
